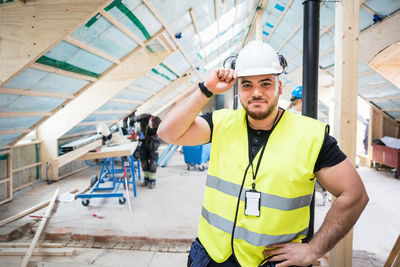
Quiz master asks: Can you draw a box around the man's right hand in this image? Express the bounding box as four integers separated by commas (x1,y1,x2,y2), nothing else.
204,68,238,95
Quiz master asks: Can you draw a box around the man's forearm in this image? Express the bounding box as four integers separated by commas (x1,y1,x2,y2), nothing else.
309,192,369,258
157,87,209,143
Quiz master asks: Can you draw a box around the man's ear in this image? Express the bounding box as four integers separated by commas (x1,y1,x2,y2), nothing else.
278,80,283,95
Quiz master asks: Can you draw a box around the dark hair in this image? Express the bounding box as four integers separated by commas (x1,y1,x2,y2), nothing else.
223,53,288,75
150,116,161,129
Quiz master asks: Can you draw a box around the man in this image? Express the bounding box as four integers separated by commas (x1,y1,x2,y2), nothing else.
287,86,302,115
157,41,368,267
134,113,161,189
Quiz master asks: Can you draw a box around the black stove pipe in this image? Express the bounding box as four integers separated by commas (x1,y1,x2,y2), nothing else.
302,0,320,246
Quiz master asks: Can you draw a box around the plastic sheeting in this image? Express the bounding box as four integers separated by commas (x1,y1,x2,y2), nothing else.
1,96,66,112
358,73,391,88
43,41,114,75
81,113,126,123
359,86,400,99
364,0,400,17
163,51,191,75
64,125,96,136
0,116,43,131
0,133,21,146
98,102,137,111
131,76,164,92
373,99,400,110
115,89,152,101
70,15,138,59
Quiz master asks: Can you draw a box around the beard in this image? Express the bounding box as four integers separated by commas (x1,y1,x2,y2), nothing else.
241,95,279,120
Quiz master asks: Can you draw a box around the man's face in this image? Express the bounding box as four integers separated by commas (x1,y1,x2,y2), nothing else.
238,74,282,120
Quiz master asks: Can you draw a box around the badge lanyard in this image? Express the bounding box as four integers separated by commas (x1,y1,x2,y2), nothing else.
249,110,280,191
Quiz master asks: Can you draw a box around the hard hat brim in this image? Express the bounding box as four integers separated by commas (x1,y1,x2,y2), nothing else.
238,67,282,77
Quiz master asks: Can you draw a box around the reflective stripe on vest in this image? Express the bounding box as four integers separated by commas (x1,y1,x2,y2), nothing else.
206,174,313,211
202,206,309,247
198,108,326,266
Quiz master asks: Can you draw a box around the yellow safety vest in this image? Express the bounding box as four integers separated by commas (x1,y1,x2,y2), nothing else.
198,108,326,267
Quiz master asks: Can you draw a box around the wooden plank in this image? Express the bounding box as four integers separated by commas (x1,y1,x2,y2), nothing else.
0,128,30,136
0,87,74,99
0,243,63,248
60,131,97,139
56,165,89,181
51,139,102,171
330,0,359,266
1,247,75,256
13,139,41,148
384,235,400,267
358,82,393,90
0,112,52,117
100,10,144,46
127,85,155,95
0,199,48,227
265,0,294,42
110,98,143,104
145,73,169,86
142,0,199,76
77,120,116,127
77,142,136,161
64,36,121,64
12,162,42,173
0,0,113,84
92,110,132,115
368,41,400,89
21,188,59,267
367,95,400,102
277,22,302,52
0,178,10,185
153,84,198,116
238,0,255,47
31,63,98,82
189,8,208,63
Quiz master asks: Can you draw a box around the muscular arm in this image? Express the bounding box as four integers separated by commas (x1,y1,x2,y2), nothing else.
157,68,237,146
264,158,368,267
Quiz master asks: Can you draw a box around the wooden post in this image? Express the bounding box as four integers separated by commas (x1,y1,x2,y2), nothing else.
330,0,359,266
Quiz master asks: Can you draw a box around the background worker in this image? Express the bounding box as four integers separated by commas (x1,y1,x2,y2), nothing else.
286,86,302,114
133,113,161,189
157,40,368,267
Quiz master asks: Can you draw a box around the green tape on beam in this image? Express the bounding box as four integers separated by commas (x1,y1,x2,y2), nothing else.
160,63,179,79
146,46,154,53
105,0,151,40
197,52,203,60
35,143,40,179
151,68,173,82
0,154,7,160
36,56,100,78
85,13,101,28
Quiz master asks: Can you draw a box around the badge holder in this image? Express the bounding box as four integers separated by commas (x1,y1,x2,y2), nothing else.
244,190,261,217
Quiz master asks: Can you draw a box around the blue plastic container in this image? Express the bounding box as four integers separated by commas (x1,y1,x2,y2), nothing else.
182,143,211,165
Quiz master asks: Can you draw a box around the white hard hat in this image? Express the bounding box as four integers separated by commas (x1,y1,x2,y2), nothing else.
235,40,283,77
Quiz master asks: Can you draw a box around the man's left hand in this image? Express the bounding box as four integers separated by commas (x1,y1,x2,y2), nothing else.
263,242,319,267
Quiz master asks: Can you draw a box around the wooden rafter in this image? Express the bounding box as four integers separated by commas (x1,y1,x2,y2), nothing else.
0,129,30,136
77,120,116,127
64,36,121,64
0,87,74,99
30,63,97,82
92,110,132,115
189,8,209,64
110,98,143,104
265,0,295,43
0,112,52,117
143,0,201,77
145,73,170,86
229,0,239,49
127,85,155,95
215,0,221,60
99,10,145,47
277,22,302,52
359,82,393,90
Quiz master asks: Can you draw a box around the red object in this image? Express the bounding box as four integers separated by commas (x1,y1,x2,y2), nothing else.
29,215,43,218
92,213,104,219
372,144,400,178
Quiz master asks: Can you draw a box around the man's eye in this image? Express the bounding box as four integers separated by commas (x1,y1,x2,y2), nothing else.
262,83,272,87
243,84,251,88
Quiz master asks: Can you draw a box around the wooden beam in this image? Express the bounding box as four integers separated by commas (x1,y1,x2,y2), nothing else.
77,120,116,127
127,85,155,95
13,139,41,148
142,0,200,77
215,0,221,59
0,112,52,117
320,47,335,58
265,0,294,42
161,62,180,77
239,0,255,47
61,130,97,139
277,22,302,52
159,32,177,51
229,0,239,49
361,3,376,15
0,243,63,248
366,95,400,102
0,0,113,85
145,73,170,86
64,36,121,64
368,41,400,89
330,0,359,266
31,63,97,82
153,84,197,116
99,10,145,47
12,162,42,173
92,110,132,115
110,98,143,104
358,82,393,90
0,247,76,256
21,188,59,267
384,235,400,267
189,8,209,63
0,87,74,99
0,128,30,136
382,108,400,112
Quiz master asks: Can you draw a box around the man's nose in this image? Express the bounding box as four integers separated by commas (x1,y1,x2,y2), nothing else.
252,87,262,97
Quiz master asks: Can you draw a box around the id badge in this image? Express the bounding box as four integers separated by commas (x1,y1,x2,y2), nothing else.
245,190,261,217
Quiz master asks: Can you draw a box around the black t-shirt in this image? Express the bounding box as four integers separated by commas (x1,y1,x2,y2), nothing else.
200,110,346,172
